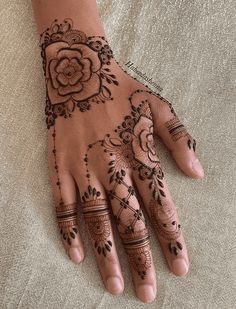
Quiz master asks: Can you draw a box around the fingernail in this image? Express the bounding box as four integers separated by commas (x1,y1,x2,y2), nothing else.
106,276,123,295
192,159,204,178
171,258,189,276
137,284,156,303
68,247,83,263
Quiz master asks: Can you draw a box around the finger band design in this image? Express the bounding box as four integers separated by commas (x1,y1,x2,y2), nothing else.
121,228,152,280
81,199,112,257
55,203,79,246
165,117,188,141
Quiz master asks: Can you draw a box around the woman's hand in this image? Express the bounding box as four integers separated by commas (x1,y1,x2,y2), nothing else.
40,19,204,303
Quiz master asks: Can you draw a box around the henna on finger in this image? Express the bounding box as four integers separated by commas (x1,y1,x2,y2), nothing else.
149,200,183,256
106,169,152,279
121,228,152,280
81,187,113,257
165,116,196,152
56,202,79,246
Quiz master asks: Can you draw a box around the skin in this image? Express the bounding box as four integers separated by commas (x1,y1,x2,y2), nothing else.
31,0,204,303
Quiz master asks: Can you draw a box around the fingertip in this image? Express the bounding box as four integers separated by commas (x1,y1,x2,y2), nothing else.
191,159,204,179
68,247,85,263
171,258,189,277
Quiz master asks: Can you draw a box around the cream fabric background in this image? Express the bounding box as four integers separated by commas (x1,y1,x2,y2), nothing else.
0,0,236,308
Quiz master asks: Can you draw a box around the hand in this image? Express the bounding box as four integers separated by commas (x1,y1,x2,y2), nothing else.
41,19,204,303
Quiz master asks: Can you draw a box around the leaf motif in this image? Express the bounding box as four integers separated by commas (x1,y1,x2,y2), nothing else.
108,167,114,173
177,241,183,250
159,190,166,197
72,227,78,234
93,188,97,196
105,244,111,251
121,169,126,176
88,185,92,195
70,232,75,239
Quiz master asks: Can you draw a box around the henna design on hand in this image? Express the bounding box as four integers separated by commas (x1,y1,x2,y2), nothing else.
149,200,183,256
107,169,152,279
101,94,165,204
40,19,118,128
82,89,184,265
81,186,112,257
165,116,196,151
56,203,79,246
165,117,188,141
122,228,152,280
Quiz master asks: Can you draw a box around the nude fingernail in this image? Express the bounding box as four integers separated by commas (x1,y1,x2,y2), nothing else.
192,159,204,178
171,258,189,276
68,247,82,263
106,276,123,295
137,284,156,303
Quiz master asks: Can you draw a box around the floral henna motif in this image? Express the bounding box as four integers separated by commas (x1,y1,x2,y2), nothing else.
56,203,79,246
40,18,118,128
81,186,112,257
149,200,183,256
165,116,196,152
101,96,165,204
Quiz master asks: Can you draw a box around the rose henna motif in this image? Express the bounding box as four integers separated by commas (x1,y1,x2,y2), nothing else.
40,19,118,128
101,97,165,204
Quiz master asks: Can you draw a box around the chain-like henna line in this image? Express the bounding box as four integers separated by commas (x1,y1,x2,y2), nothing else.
81,188,112,257
52,125,63,205
115,60,177,116
56,203,79,246
40,18,118,128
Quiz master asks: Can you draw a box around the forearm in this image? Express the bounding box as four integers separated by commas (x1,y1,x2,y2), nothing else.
31,0,105,35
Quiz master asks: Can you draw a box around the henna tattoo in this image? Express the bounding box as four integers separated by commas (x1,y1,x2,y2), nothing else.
187,138,196,152
56,203,79,246
81,187,112,257
52,125,64,205
165,117,188,141
149,200,183,256
101,93,165,204
40,19,118,128
107,169,152,279
81,89,184,272
122,228,152,280
165,116,197,151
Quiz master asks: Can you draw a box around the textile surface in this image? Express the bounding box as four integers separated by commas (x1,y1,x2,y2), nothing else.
0,0,235,308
